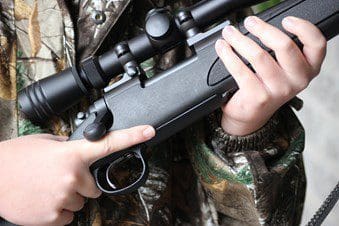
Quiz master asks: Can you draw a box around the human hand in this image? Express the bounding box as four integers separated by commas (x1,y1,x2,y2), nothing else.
0,125,155,226
215,16,327,135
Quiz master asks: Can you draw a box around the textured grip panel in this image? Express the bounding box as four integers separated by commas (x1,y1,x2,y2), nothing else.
208,58,232,86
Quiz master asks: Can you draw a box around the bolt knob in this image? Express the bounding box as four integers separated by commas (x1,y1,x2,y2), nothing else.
84,122,107,141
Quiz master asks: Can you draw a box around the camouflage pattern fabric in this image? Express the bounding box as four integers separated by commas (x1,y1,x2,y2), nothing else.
0,0,306,225
0,0,17,140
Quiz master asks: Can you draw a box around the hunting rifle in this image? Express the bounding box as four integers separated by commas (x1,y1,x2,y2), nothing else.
19,0,339,195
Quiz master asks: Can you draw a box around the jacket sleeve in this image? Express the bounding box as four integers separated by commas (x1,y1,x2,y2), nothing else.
184,102,306,226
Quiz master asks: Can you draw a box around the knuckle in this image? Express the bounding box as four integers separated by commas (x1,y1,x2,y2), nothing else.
279,38,296,52
103,135,114,154
92,189,102,198
251,48,267,62
295,70,313,91
103,138,110,154
296,78,310,91
279,85,294,99
298,82,309,91
317,36,327,50
245,99,274,122
48,211,60,223
80,198,86,209
66,213,75,224
308,63,321,77
75,200,85,211
253,92,270,108
58,192,69,206
86,179,102,198
234,64,248,76
64,173,79,187
312,67,322,76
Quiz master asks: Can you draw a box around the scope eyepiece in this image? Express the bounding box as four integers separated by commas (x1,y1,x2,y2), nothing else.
18,67,89,123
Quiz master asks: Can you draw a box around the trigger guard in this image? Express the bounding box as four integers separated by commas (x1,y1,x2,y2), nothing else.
92,147,149,195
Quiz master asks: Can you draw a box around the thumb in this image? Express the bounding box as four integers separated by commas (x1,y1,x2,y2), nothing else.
68,125,155,165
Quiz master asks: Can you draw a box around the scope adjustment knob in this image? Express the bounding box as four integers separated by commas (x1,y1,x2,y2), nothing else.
145,8,172,39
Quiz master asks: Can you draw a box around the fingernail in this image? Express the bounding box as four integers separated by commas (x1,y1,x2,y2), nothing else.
244,16,257,28
283,16,296,28
223,25,236,35
143,126,155,139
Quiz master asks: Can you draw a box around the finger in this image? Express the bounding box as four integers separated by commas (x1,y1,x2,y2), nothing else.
53,210,74,225
244,16,311,85
76,170,102,198
52,135,69,142
215,39,271,116
282,16,327,74
68,125,155,165
215,39,262,91
63,193,85,212
221,25,282,85
33,134,69,142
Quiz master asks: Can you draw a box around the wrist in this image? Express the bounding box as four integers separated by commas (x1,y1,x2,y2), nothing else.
221,114,273,136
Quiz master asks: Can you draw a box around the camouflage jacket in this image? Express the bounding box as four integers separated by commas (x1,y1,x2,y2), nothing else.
0,0,306,225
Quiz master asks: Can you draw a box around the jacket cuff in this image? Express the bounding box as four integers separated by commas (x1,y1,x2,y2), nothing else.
207,111,279,156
